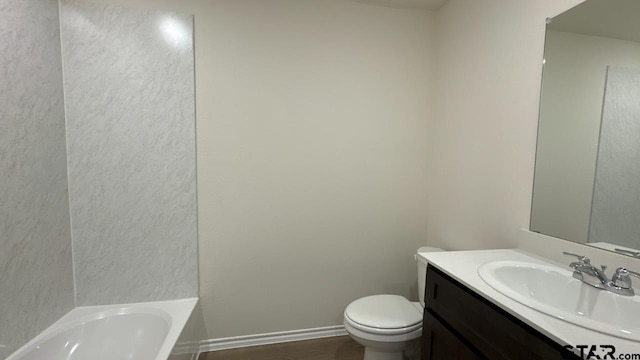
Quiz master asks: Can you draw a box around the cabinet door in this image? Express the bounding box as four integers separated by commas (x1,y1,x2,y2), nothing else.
422,310,482,360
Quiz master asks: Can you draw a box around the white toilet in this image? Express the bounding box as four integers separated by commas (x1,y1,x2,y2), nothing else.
343,247,443,360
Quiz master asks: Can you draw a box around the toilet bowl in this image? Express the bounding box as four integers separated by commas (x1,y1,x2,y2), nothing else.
343,247,443,360
344,295,423,360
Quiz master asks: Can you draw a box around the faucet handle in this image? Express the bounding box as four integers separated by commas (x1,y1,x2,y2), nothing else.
562,251,591,264
612,267,640,289
618,268,640,278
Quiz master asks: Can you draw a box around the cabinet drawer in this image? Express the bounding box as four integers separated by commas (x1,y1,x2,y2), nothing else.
425,265,577,360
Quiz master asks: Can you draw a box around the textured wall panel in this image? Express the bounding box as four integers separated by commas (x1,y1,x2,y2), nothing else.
589,66,640,250
0,0,75,356
60,0,197,305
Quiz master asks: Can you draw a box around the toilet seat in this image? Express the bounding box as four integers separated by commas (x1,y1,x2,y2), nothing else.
343,317,423,345
342,249,443,360
344,295,422,336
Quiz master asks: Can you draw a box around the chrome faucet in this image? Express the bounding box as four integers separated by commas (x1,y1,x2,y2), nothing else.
562,252,638,296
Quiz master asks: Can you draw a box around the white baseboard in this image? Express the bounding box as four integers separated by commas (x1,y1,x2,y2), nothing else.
198,325,348,353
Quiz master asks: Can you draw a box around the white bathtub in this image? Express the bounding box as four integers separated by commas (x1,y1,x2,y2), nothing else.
6,298,199,360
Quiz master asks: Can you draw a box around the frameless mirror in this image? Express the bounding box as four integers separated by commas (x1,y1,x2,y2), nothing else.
531,0,640,258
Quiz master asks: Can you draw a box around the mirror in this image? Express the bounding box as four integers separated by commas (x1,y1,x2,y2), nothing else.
531,0,640,258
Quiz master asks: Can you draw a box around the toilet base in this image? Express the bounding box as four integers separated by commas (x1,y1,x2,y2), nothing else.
364,347,403,360
362,340,421,360
343,316,421,360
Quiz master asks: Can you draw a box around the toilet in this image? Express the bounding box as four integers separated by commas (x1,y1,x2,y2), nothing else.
343,247,443,360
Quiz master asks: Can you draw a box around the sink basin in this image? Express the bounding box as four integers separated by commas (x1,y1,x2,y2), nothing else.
478,260,640,341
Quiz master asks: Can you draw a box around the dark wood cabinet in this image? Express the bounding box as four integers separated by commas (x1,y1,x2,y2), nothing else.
421,265,579,360
422,310,481,360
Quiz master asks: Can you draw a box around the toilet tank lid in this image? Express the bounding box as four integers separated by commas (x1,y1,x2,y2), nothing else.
344,295,422,329
417,247,444,253
415,247,444,263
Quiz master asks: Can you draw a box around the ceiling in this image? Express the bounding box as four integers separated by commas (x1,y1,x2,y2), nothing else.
548,0,640,43
351,0,449,10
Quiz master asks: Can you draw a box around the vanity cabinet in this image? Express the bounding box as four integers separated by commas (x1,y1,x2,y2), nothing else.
421,265,579,360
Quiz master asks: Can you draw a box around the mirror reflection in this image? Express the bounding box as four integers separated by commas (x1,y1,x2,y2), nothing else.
531,0,640,257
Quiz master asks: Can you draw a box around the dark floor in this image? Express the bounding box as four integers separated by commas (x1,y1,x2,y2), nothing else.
198,336,364,360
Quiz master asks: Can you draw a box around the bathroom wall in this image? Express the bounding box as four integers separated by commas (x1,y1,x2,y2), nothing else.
0,0,75,357
193,1,433,339
86,0,435,338
59,0,198,305
426,0,583,251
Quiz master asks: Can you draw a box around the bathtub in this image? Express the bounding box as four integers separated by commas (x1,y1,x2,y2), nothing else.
6,298,199,360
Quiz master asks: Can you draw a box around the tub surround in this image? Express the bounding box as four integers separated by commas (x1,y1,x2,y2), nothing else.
60,0,198,305
0,0,75,357
1,0,199,356
418,249,640,354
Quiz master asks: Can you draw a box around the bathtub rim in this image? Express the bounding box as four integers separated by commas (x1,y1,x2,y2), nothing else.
6,297,198,360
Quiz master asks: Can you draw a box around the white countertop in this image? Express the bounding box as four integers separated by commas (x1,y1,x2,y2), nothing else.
417,249,640,354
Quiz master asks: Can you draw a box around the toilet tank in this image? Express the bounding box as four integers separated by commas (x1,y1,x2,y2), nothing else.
416,247,444,307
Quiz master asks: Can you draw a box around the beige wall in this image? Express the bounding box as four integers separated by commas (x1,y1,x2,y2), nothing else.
198,1,434,338
426,0,583,251
92,0,435,338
